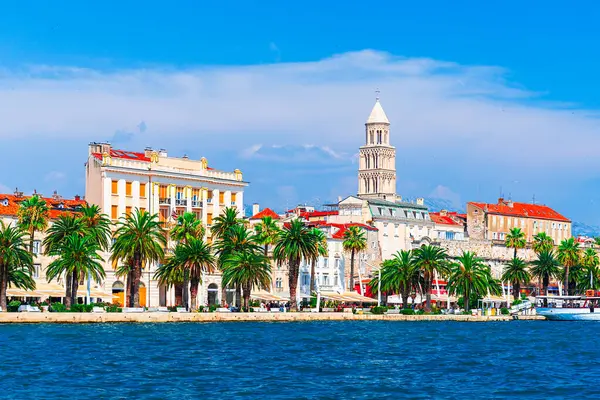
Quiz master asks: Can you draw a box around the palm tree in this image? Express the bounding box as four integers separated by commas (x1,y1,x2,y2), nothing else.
532,232,554,254
254,216,280,257
530,250,561,304
156,237,215,310
412,245,450,310
0,221,34,311
581,248,600,290
505,228,526,258
221,251,271,310
308,227,328,294
111,209,166,308
46,234,105,308
447,252,500,311
17,195,49,255
170,212,204,309
273,219,316,311
211,207,242,239
78,204,112,251
370,250,419,308
343,226,367,292
557,237,580,295
501,257,530,303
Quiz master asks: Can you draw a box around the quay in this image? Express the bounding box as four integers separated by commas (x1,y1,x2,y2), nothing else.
0,312,545,324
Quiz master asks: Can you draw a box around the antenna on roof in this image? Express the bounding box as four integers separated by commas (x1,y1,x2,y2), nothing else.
508,192,512,201
375,88,380,101
532,194,536,205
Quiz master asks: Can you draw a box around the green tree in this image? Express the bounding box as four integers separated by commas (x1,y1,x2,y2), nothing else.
221,251,271,310
46,234,105,308
370,250,420,308
211,207,244,305
0,221,34,311
557,237,580,295
111,209,166,308
170,212,204,309
505,228,526,258
501,257,530,303
17,195,49,255
273,219,316,311
308,227,328,294
580,248,600,290
447,251,500,312
530,250,561,304
78,204,112,251
342,226,367,292
156,237,215,310
254,216,280,257
413,245,450,310
532,232,554,254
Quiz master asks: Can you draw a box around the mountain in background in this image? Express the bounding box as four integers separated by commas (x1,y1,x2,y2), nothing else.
572,221,600,238
423,197,465,214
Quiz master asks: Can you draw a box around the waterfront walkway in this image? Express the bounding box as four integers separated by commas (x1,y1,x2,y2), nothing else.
0,312,545,323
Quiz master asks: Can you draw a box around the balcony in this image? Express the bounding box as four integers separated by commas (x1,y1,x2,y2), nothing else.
207,198,213,204
191,200,202,208
159,198,171,205
175,199,187,207
231,201,236,206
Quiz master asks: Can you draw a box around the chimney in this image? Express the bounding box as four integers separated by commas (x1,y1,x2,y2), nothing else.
498,197,505,205
74,195,81,201
51,190,61,201
507,200,514,208
440,209,448,216
416,197,424,206
14,187,23,198
252,203,260,216
33,189,42,198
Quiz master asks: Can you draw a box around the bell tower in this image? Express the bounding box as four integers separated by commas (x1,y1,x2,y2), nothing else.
358,95,396,201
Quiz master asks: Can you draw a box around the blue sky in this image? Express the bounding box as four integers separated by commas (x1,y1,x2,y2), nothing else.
1,1,600,224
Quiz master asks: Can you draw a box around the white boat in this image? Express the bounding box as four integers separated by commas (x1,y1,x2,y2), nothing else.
536,296,600,321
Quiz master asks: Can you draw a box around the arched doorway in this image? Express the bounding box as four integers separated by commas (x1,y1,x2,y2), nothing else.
207,283,219,306
112,281,124,306
139,282,147,308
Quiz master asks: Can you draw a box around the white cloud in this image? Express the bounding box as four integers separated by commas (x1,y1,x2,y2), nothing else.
0,49,599,177
428,185,462,209
240,144,349,163
44,171,66,182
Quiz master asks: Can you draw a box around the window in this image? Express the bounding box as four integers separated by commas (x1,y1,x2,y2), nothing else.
32,240,42,255
111,181,118,195
231,193,237,204
493,232,497,239
302,274,310,286
111,205,118,219
322,274,330,286
492,215,496,224
140,207,146,214
323,258,329,269
140,183,146,197
125,206,132,216
521,219,525,227
394,224,399,237
445,232,455,240
275,278,282,289
176,187,183,200
125,182,132,196
499,217,504,227
219,192,225,204
207,213,213,225
335,258,341,269
33,264,40,279
0,198,8,206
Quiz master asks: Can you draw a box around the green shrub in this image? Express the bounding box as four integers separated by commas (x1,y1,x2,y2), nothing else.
7,300,21,312
105,304,122,313
370,306,387,314
198,306,205,312
401,308,415,315
208,304,218,312
500,307,510,315
416,309,426,315
70,304,94,312
50,302,67,312
512,299,522,306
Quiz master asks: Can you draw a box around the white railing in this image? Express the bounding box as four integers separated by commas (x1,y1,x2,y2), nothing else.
191,201,202,208
175,199,187,206
108,158,238,181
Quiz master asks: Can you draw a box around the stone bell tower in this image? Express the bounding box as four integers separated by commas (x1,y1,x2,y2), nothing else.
357,96,396,201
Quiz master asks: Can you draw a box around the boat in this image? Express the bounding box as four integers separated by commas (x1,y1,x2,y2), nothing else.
535,295,600,321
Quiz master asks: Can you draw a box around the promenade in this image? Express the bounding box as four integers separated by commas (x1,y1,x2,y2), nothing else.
0,312,545,323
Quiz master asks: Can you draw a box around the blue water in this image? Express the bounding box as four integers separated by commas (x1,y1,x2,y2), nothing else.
0,321,596,399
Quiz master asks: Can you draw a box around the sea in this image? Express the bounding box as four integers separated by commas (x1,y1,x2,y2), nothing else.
0,321,596,399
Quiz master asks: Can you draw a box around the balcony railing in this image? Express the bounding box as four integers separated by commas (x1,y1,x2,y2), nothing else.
191,200,202,208
159,198,171,205
175,199,187,206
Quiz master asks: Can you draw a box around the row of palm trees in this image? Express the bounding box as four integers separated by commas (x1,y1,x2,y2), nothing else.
503,228,600,299
0,195,371,312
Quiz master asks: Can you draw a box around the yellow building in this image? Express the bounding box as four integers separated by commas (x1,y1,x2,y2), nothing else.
85,142,248,307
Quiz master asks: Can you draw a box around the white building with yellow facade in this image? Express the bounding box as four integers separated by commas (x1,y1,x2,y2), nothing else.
85,142,248,308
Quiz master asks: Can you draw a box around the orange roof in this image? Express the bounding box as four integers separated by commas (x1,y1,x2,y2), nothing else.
0,194,86,219
92,148,151,162
300,210,338,219
469,201,570,222
429,212,463,226
249,208,280,220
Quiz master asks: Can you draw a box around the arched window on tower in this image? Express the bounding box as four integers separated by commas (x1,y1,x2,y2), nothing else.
370,131,374,144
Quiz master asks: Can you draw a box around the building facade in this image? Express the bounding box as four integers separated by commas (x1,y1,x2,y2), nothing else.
430,210,466,241
467,198,571,244
85,142,248,308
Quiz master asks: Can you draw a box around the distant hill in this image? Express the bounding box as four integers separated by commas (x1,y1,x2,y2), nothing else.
572,221,600,238
423,197,465,214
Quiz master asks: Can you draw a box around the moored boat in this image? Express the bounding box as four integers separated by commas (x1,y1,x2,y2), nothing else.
536,296,600,321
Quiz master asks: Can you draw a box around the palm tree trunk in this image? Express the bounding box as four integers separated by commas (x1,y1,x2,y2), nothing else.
465,284,471,312
0,264,7,311
132,255,141,308
235,285,241,307
127,270,134,307
513,247,517,259
29,228,35,255
564,266,569,296
243,282,251,310
264,244,269,257
425,273,432,310
190,277,199,311
543,276,549,307
221,285,227,307
289,257,300,311
401,291,409,310
349,249,355,292
182,274,189,311
71,273,79,307
513,282,521,303
64,272,72,309
309,260,316,294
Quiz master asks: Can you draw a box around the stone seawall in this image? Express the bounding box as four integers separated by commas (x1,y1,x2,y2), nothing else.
0,312,545,324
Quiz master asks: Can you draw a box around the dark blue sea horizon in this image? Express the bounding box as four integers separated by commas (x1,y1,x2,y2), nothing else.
0,321,597,399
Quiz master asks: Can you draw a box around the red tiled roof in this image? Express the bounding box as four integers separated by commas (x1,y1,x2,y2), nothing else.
91,148,151,162
429,212,463,226
330,223,377,239
300,210,339,219
0,194,86,219
469,201,570,222
250,208,280,220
